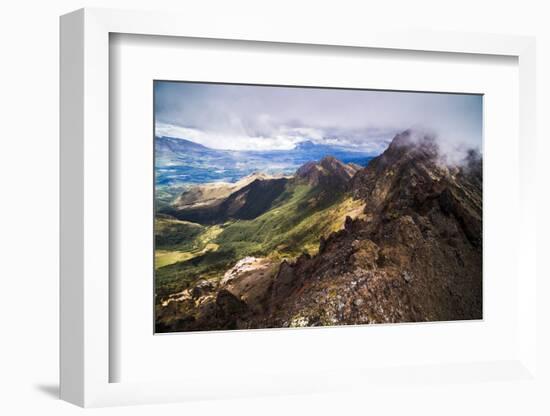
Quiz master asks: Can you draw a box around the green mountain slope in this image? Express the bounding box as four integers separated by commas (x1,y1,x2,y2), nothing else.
155,162,365,299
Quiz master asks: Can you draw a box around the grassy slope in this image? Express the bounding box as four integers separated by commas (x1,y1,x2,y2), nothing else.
216,184,363,257
155,182,365,298
154,218,223,268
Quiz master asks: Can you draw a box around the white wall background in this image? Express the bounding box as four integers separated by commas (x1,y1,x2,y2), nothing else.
0,1,548,415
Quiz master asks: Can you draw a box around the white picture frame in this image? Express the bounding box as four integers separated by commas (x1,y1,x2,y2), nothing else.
60,7,538,408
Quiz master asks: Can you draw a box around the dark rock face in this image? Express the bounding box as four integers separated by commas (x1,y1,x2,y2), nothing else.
214,289,250,329
191,279,215,299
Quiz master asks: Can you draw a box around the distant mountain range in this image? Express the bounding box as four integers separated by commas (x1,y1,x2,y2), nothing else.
155,136,376,189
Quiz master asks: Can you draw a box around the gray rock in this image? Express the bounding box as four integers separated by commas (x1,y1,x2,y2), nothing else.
402,271,414,283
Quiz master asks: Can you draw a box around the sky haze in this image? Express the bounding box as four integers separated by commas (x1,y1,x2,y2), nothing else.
154,81,483,156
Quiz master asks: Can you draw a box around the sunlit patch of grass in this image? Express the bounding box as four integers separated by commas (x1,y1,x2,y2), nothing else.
155,217,204,250
154,241,221,269
155,250,196,269
154,219,224,269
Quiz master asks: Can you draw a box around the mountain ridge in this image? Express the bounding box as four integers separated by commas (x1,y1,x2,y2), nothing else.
162,156,362,224
156,130,483,331
257,130,483,327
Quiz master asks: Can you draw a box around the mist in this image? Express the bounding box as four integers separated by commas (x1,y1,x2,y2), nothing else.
154,81,482,156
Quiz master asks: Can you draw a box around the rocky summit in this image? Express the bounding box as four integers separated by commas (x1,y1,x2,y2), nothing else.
296,156,360,190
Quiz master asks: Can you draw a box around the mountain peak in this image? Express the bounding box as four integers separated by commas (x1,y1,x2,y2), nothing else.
319,155,338,164
296,156,359,189
383,130,438,162
351,130,482,245
156,135,212,153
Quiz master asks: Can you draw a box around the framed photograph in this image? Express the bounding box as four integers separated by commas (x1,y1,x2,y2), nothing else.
60,8,538,408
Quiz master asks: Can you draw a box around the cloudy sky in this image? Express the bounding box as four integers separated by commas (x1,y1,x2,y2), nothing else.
154,81,482,155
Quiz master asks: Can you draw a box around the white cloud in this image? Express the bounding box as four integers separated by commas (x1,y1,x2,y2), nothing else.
156,121,403,153
154,82,483,153
156,122,302,151
155,124,205,143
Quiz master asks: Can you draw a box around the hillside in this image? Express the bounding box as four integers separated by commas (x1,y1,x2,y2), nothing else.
155,157,365,302
156,131,483,331
172,173,277,210
165,173,290,224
